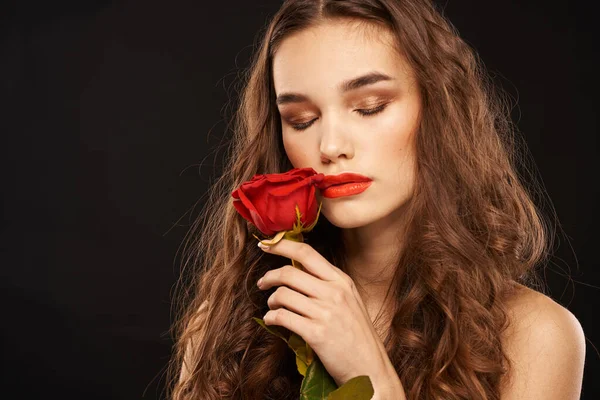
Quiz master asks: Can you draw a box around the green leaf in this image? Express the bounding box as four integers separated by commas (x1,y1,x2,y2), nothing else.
253,318,310,376
284,230,303,242
303,201,323,233
325,376,374,400
252,317,288,342
254,230,286,246
256,316,374,400
295,355,309,377
288,332,311,376
299,358,338,400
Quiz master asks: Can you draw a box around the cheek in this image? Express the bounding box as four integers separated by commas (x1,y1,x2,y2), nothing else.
372,109,417,160
282,134,308,167
369,108,418,190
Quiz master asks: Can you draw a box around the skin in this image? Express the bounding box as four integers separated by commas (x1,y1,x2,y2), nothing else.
273,19,420,326
499,283,586,399
258,239,405,398
257,240,586,399
257,18,586,399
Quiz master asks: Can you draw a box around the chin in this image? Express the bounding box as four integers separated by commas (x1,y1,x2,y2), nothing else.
321,209,374,229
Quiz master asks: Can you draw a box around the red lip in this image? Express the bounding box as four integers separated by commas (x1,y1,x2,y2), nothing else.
317,172,372,190
321,181,372,198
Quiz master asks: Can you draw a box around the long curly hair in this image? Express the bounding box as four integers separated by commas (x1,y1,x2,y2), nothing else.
165,0,553,398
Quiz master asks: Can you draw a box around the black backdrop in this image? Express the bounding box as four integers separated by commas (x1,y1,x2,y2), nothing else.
1,0,598,399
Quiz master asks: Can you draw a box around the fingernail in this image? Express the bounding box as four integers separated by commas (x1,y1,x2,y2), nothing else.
258,242,270,251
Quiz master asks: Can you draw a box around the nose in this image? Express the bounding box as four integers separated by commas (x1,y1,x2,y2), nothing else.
319,114,354,164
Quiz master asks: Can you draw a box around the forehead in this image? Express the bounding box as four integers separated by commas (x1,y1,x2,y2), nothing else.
272,20,411,94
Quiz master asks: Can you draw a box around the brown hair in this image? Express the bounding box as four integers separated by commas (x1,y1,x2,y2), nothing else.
165,0,553,398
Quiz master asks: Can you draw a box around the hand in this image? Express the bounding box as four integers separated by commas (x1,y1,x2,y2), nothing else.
256,238,399,390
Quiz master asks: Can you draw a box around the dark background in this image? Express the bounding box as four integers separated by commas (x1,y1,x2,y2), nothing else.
1,0,597,399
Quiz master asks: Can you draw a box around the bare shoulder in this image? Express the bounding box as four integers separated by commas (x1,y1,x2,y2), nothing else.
499,283,586,399
502,283,586,356
503,283,584,340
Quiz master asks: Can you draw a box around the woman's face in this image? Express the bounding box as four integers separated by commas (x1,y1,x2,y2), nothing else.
272,19,422,229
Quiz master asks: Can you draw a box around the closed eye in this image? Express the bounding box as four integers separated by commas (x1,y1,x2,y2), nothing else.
290,103,389,131
355,103,387,117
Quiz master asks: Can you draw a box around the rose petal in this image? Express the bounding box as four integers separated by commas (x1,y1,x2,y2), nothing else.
290,167,319,178
249,208,275,236
265,192,298,231
264,174,300,183
232,199,252,222
305,185,317,224
269,179,312,197
311,173,325,184
231,168,323,235
236,188,263,225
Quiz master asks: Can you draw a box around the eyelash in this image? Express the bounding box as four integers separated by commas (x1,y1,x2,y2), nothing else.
290,103,388,131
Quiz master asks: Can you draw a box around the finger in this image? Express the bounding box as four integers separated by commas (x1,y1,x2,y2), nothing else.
263,307,314,342
260,265,328,299
259,239,339,281
267,286,318,319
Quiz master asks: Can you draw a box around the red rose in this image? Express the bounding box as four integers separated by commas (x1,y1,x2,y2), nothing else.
231,168,325,236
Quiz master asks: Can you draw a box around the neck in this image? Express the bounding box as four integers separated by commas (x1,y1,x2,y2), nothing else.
340,204,411,331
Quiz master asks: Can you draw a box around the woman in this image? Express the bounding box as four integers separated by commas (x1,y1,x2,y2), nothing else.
167,0,586,399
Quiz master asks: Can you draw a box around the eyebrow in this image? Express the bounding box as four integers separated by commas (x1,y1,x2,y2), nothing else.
275,71,394,106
